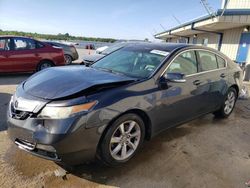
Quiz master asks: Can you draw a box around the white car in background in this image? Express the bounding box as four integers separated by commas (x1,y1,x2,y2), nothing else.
95,46,108,54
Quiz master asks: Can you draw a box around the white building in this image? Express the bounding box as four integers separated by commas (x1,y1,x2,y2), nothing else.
155,0,250,64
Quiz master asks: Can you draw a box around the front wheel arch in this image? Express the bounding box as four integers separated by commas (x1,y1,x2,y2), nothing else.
96,109,152,158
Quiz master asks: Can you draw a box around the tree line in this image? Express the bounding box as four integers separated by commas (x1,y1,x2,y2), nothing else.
0,30,116,43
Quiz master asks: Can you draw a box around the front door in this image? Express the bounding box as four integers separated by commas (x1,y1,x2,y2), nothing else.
154,50,209,133
7,37,39,72
236,33,250,63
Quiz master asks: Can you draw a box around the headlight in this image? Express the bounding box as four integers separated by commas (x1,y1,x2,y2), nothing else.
38,101,97,119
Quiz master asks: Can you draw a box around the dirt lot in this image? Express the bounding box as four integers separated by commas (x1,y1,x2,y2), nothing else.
0,74,250,188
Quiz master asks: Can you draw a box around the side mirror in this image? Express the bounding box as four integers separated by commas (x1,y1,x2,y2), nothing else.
164,72,186,83
159,72,186,89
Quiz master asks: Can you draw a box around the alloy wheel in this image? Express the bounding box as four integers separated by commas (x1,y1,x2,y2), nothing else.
224,91,236,115
64,55,72,65
109,120,141,161
40,63,52,70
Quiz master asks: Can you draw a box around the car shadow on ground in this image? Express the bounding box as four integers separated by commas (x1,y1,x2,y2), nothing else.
0,93,12,131
58,116,220,186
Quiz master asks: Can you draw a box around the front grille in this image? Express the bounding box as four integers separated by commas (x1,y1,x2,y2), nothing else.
10,102,32,120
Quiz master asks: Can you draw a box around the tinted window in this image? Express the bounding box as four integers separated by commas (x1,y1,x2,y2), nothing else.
202,38,208,46
217,56,226,68
92,47,168,78
13,38,36,50
0,38,11,51
167,51,198,75
198,51,217,71
36,41,45,48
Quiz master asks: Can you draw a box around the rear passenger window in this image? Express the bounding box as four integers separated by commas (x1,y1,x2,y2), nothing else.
217,56,226,68
198,51,217,71
167,51,198,75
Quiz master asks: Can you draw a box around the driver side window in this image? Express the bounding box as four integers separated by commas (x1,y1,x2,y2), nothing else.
167,51,198,76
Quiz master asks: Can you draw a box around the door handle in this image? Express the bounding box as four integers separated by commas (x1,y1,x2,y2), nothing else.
220,73,226,78
193,80,202,86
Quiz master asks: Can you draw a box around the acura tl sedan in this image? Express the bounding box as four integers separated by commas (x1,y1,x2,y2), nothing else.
7,43,243,166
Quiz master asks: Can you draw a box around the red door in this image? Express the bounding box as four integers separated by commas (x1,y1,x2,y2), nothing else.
7,37,40,72
0,37,13,72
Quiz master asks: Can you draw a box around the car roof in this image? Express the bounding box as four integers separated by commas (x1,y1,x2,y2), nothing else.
123,42,193,52
0,35,34,39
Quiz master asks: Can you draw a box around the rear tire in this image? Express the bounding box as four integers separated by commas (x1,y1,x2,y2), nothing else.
64,54,73,65
37,60,54,71
213,87,237,118
99,113,145,166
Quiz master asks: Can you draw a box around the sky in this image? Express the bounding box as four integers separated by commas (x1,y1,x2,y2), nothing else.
0,0,222,40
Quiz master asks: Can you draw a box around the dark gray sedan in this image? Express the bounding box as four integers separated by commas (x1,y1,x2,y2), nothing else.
45,41,79,64
7,43,243,166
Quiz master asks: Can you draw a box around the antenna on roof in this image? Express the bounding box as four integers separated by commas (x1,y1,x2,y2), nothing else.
220,0,230,16
150,32,156,37
172,15,182,25
160,24,167,31
153,28,158,34
200,0,216,18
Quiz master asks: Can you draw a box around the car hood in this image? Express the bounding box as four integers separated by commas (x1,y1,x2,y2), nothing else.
82,54,105,63
23,66,135,100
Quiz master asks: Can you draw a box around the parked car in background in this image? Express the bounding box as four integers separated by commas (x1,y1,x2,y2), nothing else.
45,41,79,64
7,43,243,166
95,46,108,54
0,36,65,73
82,42,130,65
85,44,95,50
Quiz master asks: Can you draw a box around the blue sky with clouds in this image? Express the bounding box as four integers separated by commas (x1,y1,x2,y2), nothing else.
0,0,221,40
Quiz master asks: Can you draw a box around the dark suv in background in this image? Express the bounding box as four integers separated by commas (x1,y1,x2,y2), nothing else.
0,36,65,73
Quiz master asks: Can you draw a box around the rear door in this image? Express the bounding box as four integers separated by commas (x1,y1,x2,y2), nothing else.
0,37,12,72
196,50,228,111
8,37,39,72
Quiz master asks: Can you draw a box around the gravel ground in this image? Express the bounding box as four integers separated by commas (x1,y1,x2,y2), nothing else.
0,73,250,188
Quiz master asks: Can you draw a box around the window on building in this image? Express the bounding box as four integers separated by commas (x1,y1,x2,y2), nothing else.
167,51,198,75
198,51,218,71
0,38,11,51
177,38,188,44
13,38,36,50
216,56,226,68
192,37,197,44
202,38,209,46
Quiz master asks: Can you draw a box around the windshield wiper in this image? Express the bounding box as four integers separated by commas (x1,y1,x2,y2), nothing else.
94,66,113,73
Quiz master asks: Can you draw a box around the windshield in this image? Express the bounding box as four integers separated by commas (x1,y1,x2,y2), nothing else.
101,43,127,55
92,46,169,79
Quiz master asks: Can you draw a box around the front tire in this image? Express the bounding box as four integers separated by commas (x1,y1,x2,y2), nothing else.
99,113,145,166
214,87,237,118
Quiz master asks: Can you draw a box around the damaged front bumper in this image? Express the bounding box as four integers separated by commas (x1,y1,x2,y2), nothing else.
7,97,103,165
